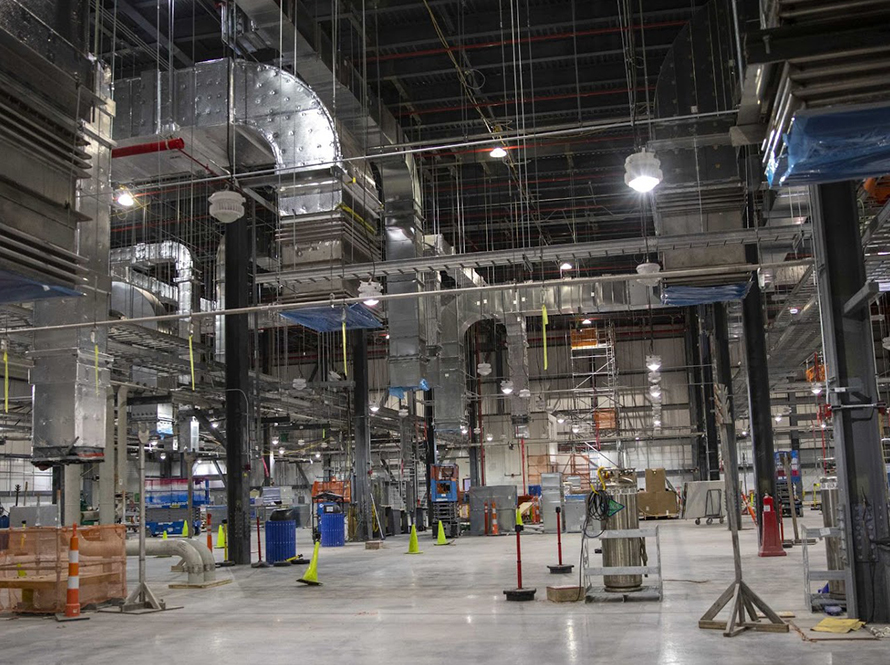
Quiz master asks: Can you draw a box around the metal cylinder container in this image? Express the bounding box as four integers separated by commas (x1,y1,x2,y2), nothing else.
820,477,846,599
602,470,642,591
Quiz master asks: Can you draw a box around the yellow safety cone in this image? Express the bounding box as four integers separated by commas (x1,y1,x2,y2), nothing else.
433,520,451,546
162,530,168,539
297,541,322,586
182,520,188,538
406,524,423,555
216,524,226,549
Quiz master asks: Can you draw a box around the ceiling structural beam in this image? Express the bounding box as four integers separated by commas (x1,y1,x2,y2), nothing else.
256,225,810,285
116,0,194,67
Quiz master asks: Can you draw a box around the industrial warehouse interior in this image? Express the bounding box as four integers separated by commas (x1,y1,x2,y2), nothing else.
2,0,890,662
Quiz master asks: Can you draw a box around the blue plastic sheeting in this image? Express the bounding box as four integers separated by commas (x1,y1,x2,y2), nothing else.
389,378,429,399
660,282,751,307
0,270,81,304
279,303,382,332
767,103,890,187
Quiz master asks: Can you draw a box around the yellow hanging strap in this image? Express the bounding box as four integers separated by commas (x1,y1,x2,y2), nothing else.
341,320,348,377
91,330,100,396
2,340,8,413
541,304,549,371
188,322,196,391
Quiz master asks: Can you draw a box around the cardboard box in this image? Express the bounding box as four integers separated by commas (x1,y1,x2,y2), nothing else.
645,468,667,492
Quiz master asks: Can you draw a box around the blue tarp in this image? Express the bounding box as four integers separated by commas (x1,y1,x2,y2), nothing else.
279,303,382,332
0,269,81,304
660,282,751,307
767,103,890,187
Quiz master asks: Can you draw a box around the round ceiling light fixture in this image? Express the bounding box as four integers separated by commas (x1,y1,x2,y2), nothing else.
518,388,531,399
486,433,493,442
556,415,566,424
571,424,580,434
581,318,592,325
636,262,662,286
208,189,246,223
559,261,573,271
646,355,662,372
500,379,514,395
624,149,663,193
489,146,507,159
369,403,380,413
789,306,800,315
358,280,383,307
477,362,492,376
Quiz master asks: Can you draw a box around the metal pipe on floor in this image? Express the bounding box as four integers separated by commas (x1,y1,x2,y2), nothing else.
125,539,204,586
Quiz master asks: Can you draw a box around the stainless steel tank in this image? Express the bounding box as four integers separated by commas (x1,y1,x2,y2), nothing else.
602,470,642,592
820,477,846,599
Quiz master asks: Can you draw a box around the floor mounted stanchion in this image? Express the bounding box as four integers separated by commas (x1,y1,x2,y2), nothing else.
548,507,573,574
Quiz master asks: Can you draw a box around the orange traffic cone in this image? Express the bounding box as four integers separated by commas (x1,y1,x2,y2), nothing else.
491,501,500,536
56,524,89,622
758,494,787,557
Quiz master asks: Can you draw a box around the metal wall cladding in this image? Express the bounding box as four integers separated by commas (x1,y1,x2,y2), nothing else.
114,59,341,172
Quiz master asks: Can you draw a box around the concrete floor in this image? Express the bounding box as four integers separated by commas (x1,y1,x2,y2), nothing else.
3,511,887,664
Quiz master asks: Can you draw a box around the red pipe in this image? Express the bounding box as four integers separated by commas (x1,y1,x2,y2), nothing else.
556,506,564,566
515,524,524,588
112,137,185,159
367,20,687,63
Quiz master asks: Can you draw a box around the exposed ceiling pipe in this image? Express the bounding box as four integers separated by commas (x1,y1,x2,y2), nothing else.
111,137,184,159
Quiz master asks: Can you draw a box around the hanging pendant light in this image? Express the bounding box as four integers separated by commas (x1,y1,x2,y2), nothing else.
500,379,514,395
477,362,492,376
358,280,382,307
624,149,663,193
489,146,507,158
208,189,246,223
646,355,662,372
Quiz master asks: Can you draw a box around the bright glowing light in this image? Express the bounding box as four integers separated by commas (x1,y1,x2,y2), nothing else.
646,355,662,372
489,146,507,159
653,419,661,427
571,424,580,434
559,261,573,271
500,380,514,395
789,307,800,315
211,421,219,429
812,385,822,396
486,433,493,442
775,415,782,423
556,416,566,424
369,404,380,413
358,280,382,307
582,318,592,325
315,452,321,459
821,422,827,430
159,452,167,460
279,447,285,455
624,149,663,192
116,189,135,207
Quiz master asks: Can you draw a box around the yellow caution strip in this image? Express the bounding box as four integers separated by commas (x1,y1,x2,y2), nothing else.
188,334,196,391
342,320,348,377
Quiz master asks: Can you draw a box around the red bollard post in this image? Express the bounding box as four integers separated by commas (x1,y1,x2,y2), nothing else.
548,506,574,574
252,515,270,568
206,513,213,552
504,516,536,601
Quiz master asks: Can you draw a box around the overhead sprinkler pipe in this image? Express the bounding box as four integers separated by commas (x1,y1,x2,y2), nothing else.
112,138,185,159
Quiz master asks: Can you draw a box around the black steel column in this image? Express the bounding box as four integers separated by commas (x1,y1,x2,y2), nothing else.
685,307,708,479
742,246,777,536
225,217,251,564
352,329,372,540
698,305,721,480
788,393,801,453
812,182,890,621
465,329,481,487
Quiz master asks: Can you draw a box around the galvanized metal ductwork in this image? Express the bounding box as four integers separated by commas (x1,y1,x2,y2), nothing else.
379,156,427,393
113,58,381,304
651,0,746,288
433,280,659,434
504,314,531,436
110,241,196,337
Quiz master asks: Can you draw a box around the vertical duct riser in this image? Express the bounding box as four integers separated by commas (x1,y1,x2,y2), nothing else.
381,156,427,392
31,65,114,464
505,314,531,435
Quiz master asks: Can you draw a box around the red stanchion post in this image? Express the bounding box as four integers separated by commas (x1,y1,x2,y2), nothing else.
206,513,213,552
504,514,536,601
252,515,270,568
548,506,574,574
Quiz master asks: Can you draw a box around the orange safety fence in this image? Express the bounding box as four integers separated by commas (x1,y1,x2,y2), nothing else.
0,525,126,614
311,480,351,502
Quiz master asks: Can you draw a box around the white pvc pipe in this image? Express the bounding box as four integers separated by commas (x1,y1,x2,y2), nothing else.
125,539,204,586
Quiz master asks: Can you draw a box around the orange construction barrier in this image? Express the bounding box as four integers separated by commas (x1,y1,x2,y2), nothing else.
64,524,81,618
491,501,500,536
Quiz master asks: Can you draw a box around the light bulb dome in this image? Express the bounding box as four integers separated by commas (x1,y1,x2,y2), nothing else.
500,379,514,395
208,189,246,223
624,149,663,193
489,146,507,158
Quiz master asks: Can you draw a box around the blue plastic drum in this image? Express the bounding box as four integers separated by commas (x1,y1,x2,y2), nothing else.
319,512,345,547
264,520,296,563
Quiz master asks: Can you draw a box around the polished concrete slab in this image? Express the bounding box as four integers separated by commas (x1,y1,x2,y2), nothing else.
3,512,887,664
